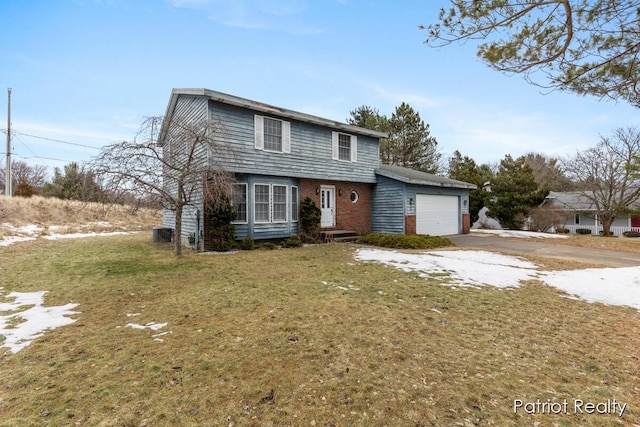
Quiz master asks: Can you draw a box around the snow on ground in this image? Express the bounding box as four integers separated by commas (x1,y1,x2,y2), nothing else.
125,322,168,331
541,267,640,311
43,231,135,240
355,248,539,288
0,222,137,247
0,288,79,354
121,321,171,343
472,229,569,239
355,248,640,312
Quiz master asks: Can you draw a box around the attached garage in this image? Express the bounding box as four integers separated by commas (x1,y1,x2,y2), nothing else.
416,194,459,236
372,164,476,236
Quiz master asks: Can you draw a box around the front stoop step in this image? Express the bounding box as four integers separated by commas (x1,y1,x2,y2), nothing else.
321,230,359,243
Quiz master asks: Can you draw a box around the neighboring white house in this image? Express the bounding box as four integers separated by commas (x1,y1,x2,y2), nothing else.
540,191,640,236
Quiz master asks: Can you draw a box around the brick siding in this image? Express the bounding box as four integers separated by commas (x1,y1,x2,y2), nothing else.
300,179,372,234
462,213,471,234
405,215,416,235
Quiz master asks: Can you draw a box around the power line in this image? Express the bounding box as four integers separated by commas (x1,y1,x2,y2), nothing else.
1,152,73,163
12,133,52,169
9,130,101,150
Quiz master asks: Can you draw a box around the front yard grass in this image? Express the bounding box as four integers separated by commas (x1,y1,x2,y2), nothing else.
0,235,638,426
498,231,640,254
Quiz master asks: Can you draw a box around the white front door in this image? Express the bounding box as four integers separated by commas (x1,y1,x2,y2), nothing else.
320,186,335,228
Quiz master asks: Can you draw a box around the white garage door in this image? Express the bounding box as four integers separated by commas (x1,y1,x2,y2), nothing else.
416,195,459,236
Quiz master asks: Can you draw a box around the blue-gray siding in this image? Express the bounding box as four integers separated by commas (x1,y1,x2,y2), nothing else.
208,101,379,183
372,176,471,235
162,95,209,247
372,175,406,234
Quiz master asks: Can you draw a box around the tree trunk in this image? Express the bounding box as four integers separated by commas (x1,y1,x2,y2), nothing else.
600,213,614,236
174,204,183,257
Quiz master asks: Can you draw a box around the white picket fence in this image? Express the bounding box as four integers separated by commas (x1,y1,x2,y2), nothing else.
561,225,640,237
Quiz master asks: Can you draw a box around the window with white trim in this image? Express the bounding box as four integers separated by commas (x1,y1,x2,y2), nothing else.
338,133,351,161
332,131,357,162
264,118,282,152
254,184,270,223
254,115,291,153
272,185,288,222
291,186,299,222
233,183,248,223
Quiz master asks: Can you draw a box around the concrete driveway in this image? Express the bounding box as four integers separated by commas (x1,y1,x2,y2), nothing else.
447,234,640,268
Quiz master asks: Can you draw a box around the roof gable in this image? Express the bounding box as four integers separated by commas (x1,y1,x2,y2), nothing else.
160,88,388,143
375,164,477,190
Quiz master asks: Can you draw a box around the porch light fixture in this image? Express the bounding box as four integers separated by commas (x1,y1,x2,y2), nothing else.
409,197,414,206
339,188,343,196
315,187,320,195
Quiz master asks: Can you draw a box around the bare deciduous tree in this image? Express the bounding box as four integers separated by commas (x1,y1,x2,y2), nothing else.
91,116,235,256
527,205,571,233
524,152,574,191
563,127,640,236
0,160,47,196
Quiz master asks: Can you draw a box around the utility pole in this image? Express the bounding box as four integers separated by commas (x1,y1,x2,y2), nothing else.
5,88,11,197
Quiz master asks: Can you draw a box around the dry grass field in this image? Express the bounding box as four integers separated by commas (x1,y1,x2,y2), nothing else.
0,232,638,426
0,196,161,237
535,233,640,254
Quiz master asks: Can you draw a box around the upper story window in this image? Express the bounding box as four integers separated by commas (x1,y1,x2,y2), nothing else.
264,117,282,152
254,115,291,153
332,132,357,162
338,133,351,161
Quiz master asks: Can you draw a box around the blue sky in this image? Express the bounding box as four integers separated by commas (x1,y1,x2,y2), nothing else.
1,0,639,177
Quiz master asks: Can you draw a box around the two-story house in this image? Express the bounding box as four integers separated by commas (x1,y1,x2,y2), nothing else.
159,88,475,251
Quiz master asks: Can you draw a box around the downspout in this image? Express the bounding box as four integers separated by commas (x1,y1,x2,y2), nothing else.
195,209,202,251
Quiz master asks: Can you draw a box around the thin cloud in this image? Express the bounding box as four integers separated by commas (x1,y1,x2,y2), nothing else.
16,121,133,144
357,79,441,110
167,0,324,34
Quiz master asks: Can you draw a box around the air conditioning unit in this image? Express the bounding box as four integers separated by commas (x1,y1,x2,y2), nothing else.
152,227,173,243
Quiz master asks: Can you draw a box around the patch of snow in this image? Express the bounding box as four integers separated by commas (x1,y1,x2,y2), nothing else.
354,249,538,288
0,222,136,248
125,322,168,331
0,290,79,354
1,223,44,235
472,207,502,229
541,267,640,311
43,231,136,240
354,248,640,312
472,229,569,239
0,235,37,247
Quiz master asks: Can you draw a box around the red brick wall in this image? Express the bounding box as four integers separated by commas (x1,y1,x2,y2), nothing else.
462,213,471,234
300,179,372,234
405,215,416,235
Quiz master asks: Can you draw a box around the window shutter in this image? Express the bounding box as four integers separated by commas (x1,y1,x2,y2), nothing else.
254,115,264,150
351,135,357,162
282,120,291,153
331,132,339,160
